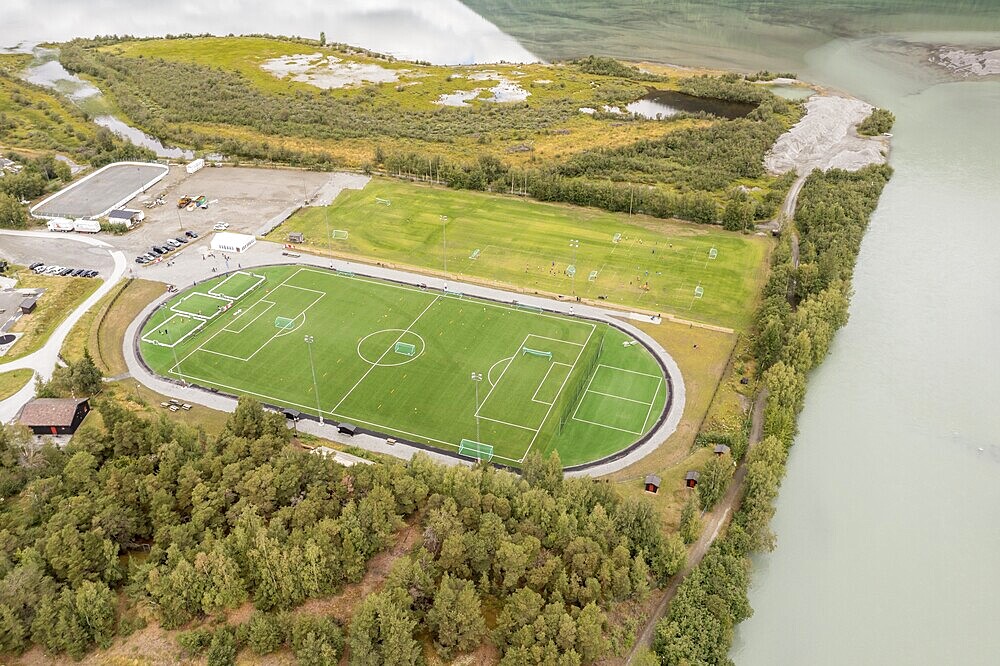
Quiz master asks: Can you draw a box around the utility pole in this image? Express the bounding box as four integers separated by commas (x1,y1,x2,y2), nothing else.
305,335,323,424
471,372,483,444
441,215,449,276
570,239,579,296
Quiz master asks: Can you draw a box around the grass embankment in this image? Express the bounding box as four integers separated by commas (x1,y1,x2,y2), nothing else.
274,179,767,330
0,54,95,154
610,319,739,525
0,270,99,363
0,368,32,400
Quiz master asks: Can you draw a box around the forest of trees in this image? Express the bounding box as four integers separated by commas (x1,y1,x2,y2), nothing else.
653,164,892,665
0,394,680,663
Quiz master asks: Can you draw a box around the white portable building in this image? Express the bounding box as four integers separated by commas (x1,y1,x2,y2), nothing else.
186,158,205,174
73,219,101,233
210,232,256,254
46,218,74,232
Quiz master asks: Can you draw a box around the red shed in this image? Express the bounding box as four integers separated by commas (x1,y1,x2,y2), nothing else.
684,470,700,488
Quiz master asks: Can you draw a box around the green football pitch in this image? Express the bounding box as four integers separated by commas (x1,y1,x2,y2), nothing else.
272,179,768,330
139,265,670,467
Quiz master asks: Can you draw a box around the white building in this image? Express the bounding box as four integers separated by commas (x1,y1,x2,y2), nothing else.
210,232,256,254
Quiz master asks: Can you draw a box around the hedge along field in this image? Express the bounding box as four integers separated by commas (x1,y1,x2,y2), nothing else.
273,179,768,330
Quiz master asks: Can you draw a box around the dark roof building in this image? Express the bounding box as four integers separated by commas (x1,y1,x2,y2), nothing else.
18,398,90,436
684,470,700,488
644,474,661,494
713,444,731,456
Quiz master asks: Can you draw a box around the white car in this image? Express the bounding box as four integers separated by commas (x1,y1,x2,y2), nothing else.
44,266,63,274
213,222,229,231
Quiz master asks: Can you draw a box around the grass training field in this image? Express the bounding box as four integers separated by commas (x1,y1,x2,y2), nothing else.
139,266,670,467
274,179,767,330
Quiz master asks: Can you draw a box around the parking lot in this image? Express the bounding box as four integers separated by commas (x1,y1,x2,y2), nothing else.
0,235,114,276
110,165,337,262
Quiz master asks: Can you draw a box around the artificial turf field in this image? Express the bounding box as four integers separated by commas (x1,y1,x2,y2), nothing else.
273,179,768,330
140,265,669,466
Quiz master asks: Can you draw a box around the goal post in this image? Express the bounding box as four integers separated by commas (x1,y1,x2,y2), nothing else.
394,341,416,356
459,439,494,462
332,229,349,240
522,347,553,359
274,316,296,330
375,197,391,206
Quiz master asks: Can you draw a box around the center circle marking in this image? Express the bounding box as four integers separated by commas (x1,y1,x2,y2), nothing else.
357,328,426,367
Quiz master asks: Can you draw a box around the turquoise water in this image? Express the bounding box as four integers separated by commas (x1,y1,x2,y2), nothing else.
462,3,1000,664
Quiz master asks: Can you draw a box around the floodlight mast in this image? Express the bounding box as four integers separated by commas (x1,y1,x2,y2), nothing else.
305,335,323,424
570,239,580,295
471,372,483,446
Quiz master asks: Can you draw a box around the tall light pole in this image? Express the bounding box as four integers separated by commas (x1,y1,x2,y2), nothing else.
471,372,482,443
441,215,448,276
570,239,579,296
304,335,323,424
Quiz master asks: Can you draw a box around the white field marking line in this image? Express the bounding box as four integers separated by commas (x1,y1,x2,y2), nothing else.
571,415,643,436
487,356,513,387
208,271,266,300
585,389,651,405
477,415,539,432
520,323,596,462
171,291,231,319
163,367,523,465
141,314,204,348
170,267,306,374
222,300,274,334
527,334,584,347
596,363,662,379
241,292,324,359
474,334,530,419
570,367,662,434
569,357,604,425
331,294,441,414
294,265,587,328
641,377,664,431
530,362,568,405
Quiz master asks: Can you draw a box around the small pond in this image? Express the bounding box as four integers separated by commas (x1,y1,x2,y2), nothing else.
626,89,755,119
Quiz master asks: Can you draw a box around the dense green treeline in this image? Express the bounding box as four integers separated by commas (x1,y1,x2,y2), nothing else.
653,163,892,665
857,108,895,136
0,394,675,662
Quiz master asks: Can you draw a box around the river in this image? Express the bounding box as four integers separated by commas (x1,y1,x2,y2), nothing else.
2,1,998,663
463,3,1000,664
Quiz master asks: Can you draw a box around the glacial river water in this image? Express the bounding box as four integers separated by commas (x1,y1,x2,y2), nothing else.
2,1,998,662
464,3,1000,663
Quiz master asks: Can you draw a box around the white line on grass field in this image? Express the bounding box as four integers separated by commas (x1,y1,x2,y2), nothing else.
331,294,440,414
531,361,572,405
168,267,307,376
223,300,275,334
519,323,596,462
571,415,643,435
474,334,530,418
585,389,651,405
641,377,664,432
477,415,539,432
596,363,662,379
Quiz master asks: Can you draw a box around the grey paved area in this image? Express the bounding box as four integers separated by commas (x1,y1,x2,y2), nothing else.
31,163,167,219
0,234,114,275
0,231,127,423
124,240,686,476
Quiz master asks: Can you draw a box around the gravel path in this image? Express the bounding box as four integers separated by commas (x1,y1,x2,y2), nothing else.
124,240,685,474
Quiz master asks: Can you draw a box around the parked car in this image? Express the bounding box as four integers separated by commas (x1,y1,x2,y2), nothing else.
151,247,165,256
33,265,47,274
85,270,98,278
213,222,229,231
135,256,146,264
28,262,43,270
185,230,199,239
175,236,188,244
44,266,63,275
70,269,84,276
165,239,181,249
59,268,73,276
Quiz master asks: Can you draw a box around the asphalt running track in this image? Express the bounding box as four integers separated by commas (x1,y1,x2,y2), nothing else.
123,240,685,477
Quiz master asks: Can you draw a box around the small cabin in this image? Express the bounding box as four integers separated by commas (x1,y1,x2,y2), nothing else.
337,423,358,436
713,444,731,457
19,295,38,314
644,474,661,494
684,471,700,489
18,398,90,436
288,232,305,243
282,408,301,421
